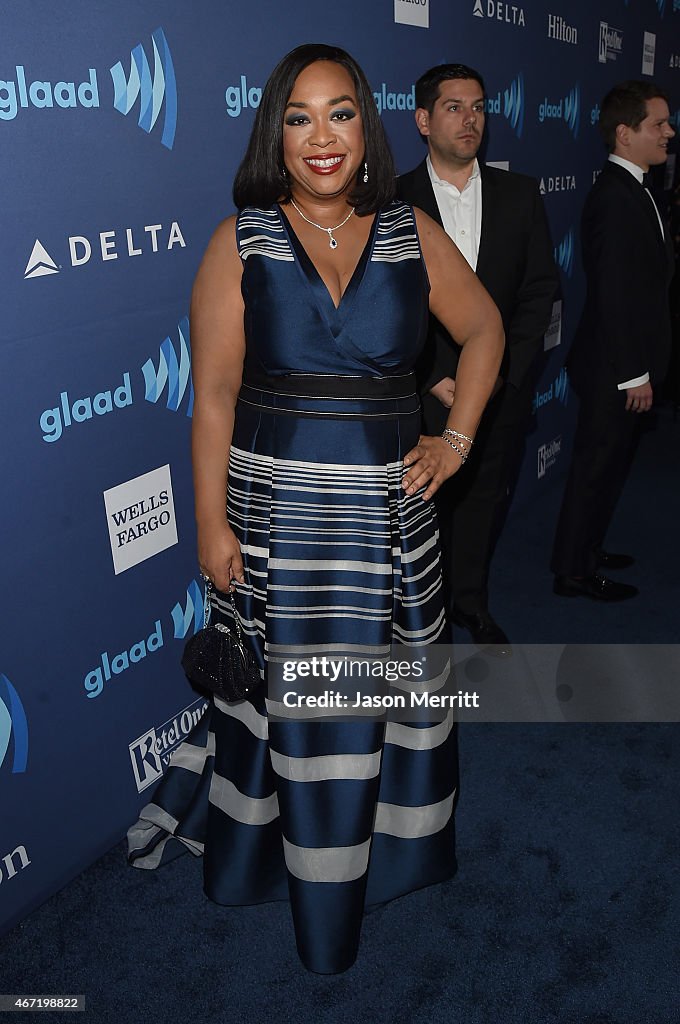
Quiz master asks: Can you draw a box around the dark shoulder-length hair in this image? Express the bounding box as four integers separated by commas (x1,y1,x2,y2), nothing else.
233,43,396,215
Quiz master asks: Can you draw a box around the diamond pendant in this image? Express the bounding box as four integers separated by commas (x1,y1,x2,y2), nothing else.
328,230,338,249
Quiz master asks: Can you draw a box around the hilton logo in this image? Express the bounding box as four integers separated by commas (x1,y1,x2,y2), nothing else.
547,14,577,43
0,845,31,885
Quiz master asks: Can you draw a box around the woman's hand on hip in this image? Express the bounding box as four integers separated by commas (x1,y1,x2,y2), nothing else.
402,435,464,501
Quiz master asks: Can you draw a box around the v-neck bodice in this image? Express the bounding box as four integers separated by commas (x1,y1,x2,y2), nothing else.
237,202,429,378
278,204,378,326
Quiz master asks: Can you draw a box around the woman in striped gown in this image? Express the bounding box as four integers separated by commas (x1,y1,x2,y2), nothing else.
128,44,503,973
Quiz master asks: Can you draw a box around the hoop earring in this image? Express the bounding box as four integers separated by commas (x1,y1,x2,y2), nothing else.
363,161,369,184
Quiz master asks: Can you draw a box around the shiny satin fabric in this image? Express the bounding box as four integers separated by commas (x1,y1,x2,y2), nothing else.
128,202,458,974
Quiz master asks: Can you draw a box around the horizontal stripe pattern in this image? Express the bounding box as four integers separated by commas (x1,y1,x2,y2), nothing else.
283,836,371,883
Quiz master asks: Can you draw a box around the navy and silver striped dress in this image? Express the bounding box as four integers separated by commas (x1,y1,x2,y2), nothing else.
128,201,458,974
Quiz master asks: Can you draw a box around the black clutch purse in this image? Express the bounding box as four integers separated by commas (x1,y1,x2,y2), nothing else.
181,580,261,702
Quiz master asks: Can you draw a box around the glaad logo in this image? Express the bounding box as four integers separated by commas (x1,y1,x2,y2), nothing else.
24,220,186,279
599,22,623,63
590,103,600,126
540,174,576,195
84,620,164,698
39,316,191,443
554,228,575,276
39,374,132,444
538,85,580,138
0,674,29,775
84,577,205,698
129,697,210,793
171,578,205,639
110,27,177,149
0,846,31,885
532,367,570,414
473,1,526,27
537,435,562,479
486,73,524,138
225,75,262,118
0,27,176,148
142,315,194,416
373,84,416,115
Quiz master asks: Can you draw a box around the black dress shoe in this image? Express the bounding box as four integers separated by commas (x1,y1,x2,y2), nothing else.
553,573,638,601
595,548,635,570
450,608,512,656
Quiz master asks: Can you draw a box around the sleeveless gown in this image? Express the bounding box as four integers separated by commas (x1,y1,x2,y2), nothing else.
128,201,458,974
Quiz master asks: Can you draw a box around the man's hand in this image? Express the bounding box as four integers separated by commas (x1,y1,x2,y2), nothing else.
429,376,456,409
624,381,653,413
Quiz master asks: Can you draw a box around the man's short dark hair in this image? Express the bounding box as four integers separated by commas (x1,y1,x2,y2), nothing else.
233,43,396,214
599,80,669,152
415,64,486,114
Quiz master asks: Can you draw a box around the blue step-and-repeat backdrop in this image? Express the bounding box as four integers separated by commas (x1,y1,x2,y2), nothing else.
2,0,678,933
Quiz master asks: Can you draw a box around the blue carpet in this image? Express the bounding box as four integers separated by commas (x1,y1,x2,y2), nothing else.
2,408,678,1023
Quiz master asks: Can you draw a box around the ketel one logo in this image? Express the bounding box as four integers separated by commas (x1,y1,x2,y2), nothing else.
485,73,524,138
171,578,206,640
143,315,193,416
0,674,29,775
538,85,580,138
554,228,575,277
1,27,177,149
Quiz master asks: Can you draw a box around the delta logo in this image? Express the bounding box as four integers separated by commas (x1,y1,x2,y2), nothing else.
38,316,192,444
540,174,577,195
473,1,526,28
24,218,186,280
554,228,575,277
485,73,524,138
84,576,206,698
538,85,580,139
0,674,29,776
0,27,177,149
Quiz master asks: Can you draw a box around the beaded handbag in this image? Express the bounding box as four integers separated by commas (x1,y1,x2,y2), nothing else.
181,581,261,702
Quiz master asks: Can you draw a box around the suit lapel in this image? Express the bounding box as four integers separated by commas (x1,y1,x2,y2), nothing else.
408,161,443,226
476,166,500,282
606,163,668,260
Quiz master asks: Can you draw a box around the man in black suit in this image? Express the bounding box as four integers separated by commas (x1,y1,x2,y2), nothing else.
398,64,557,648
551,81,675,600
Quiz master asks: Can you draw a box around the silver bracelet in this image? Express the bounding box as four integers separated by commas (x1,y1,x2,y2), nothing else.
443,426,474,447
440,433,469,463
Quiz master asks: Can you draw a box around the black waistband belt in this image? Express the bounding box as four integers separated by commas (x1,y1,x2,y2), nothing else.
242,370,416,400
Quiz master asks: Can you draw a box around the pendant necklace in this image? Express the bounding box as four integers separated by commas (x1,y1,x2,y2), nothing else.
290,199,355,249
